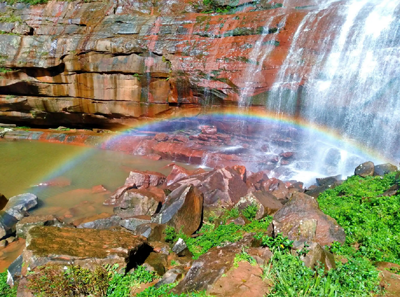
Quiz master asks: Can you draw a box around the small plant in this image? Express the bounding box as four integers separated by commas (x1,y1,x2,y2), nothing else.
170,260,178,266
241,203,258,220
5,95,16,100
255,233,294,251
233,248,257,268
0,67,12,74
164,226,177,243
133,73,141,81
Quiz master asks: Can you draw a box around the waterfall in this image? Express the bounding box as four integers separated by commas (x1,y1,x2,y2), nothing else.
268,0,400,170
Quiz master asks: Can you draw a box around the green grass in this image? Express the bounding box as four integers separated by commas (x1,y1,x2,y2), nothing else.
0,272,17,297
318,172,400,264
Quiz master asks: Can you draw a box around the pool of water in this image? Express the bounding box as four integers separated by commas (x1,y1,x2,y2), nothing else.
0,139,199,271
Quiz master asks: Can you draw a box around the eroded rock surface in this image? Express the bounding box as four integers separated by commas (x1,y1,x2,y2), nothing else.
23,226,148,273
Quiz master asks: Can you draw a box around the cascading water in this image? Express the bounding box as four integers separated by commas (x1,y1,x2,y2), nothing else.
263,0,400,181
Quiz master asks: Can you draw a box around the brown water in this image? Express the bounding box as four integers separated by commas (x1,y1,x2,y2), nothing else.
0,139,198,272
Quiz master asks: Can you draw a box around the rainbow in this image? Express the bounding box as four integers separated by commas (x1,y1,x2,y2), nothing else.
28,106,390,190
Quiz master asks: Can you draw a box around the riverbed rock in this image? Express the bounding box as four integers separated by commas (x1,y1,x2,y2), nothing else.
316,175,342,187
105,170,166,206
374,163,398,176
16,215,64,239
7,255,22,287
113,189,161,218
23,226,149,273
0,193,38,240
355,161,375,177
271,192,345,246
152,185,203,236
166,164,191,186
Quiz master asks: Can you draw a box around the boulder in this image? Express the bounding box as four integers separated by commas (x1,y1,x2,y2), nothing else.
376,262,400,297
200,125,217,135
155,267,185,288
23,226,149,273
298,242,335,271
7,255,22,287
135,223,166,241
105,171,166,206
119,216,151,231
355,161,375,177
16,215,64,239
271,192,345,246
172,238,190,256
151,185,203,236
173,235,255,294
374,163,398,176
144,252,168,276
316,175,342,187
154,133,169,142
0,193,38,240
113,189,161,218
169,167,249,206
166,164,191,186
251,191,283,216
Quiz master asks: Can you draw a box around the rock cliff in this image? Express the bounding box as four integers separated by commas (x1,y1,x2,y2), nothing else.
0,0,335,128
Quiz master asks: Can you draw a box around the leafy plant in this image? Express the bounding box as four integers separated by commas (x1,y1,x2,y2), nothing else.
255,232,294,251
241,203,258,220
0,272,17,297
0,14,22,23
164,226,177,243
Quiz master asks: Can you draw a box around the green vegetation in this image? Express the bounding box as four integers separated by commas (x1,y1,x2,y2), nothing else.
0,31,20,35
233,249,256,268
4,0,48,5
0,272,17,297
266,247,381,296
318,172,400,264
0,14,22,23
201,0,233,14
176,216,273,259
0,67,12,74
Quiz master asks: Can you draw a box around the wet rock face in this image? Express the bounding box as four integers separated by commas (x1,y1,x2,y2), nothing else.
0,0,325,128
355,161,375,177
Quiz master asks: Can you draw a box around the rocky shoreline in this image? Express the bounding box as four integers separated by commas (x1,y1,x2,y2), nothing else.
1,156,400,296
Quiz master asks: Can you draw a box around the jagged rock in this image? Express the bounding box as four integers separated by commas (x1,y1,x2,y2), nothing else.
155,267,185,288
250,191,283,216
316,175,342,187
0,193,8,210
374,163,398,176
119,216,151,231
77,214,121,229
0,193,38,240
246,171,269,191
298,242,335,271
172,238,189,256
23,226,149,273
200,125,217,135
112,189,161,218
226,216,246,226
105,170,166,206
152,185,203,236
148,241,171,255
173,234,256,294
355,161,375,177
7,255,22,287
135,223,166,241
169,167,248,206
0,239,7,247
166,164,191,186
271,192,345,246
16,215,64,239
